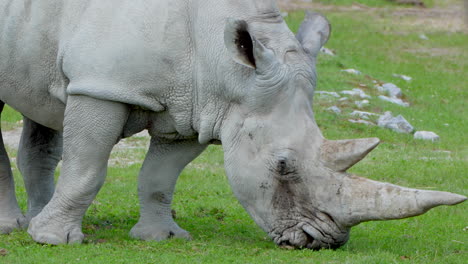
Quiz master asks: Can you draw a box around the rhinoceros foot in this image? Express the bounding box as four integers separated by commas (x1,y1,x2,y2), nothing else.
0,214,27,234
130,221,192,242
28,213,84,245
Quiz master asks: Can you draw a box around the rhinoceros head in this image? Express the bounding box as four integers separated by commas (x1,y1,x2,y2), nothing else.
218,11,466,249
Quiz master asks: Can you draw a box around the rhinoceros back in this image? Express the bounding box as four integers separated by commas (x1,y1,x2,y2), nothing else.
0,0,194,130
62,0,194,113
0,0,74,129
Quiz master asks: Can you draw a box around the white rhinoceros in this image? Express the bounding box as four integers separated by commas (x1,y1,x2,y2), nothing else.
0,0,465,249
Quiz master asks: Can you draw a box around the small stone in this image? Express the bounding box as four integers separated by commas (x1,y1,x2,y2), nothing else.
350,110,379,120
341,69,361,75
281,12,288,18
320,47,335,56
339,97,348,101
341,88,371,99
414,131,440,142
419,33,429,40
374,84,385,93
327,106,341,114
378,111,414,133
355,100,370,108
382,83,403,98
348,119,374,126
375,83,403,98
315,91,340,98
392,74,412,82
379,95,410,107
279,245,295,250
0,248,7,256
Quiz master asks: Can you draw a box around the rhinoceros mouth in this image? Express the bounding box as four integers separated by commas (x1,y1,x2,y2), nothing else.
269,216,350,250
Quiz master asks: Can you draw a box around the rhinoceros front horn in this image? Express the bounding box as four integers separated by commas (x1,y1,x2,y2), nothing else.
338,175,467,227
320,137,466,227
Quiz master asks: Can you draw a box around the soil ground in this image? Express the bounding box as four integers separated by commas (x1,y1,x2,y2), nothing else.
278,0,467,33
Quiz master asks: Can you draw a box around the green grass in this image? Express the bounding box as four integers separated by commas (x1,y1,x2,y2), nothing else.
0,105,22,130
1,6,467,264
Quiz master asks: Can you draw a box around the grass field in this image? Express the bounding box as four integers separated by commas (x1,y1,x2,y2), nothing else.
1,1,467,263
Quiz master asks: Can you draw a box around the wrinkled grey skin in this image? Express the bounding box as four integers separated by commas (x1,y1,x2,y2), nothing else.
0,0,465,249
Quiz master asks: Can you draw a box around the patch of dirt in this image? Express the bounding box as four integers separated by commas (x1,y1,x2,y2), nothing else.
403,47,461,56
2,127,150,167
277,0,467,33
2,127,22,149
109,131,149,167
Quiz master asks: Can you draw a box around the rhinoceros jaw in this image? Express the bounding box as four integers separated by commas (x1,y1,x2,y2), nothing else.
320,138,380,172
269,210,350,250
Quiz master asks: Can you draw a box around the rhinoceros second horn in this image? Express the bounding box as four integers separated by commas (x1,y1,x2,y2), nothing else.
321,138,380,172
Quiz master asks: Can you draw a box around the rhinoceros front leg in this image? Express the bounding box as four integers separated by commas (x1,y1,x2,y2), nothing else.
0,102,26,234
17,117,62,225
28,95,129,244
130,139,206,241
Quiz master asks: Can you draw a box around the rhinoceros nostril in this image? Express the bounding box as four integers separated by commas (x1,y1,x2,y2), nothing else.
278,159,287,175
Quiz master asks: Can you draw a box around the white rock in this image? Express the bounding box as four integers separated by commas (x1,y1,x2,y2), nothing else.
419,34,429,40
341,88,371,99
382,83,403,98
339,97,348,101
348,119,374,126
379,95,410,107
281,12,289,18
374,83,403,98
315,91,340,98
350,110,379,120
392,74,412,82
378,111,414,133
374,84,385,93
355,100,370,108
434,150,451,154
327,106,341,114
414,131,440,142
341,69,361,75
320,47,335,56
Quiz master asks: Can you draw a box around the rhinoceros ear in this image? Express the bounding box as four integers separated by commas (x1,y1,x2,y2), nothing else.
296,11,331,58
224,18,256,69
225,18,279,72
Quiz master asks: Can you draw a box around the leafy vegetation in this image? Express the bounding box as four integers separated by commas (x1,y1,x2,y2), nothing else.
1,3,466,264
